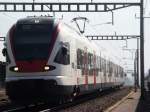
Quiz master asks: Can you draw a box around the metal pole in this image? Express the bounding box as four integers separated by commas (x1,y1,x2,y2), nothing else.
134,53,137,92
112,11,114,25
140,0,145,99
137,38,140,88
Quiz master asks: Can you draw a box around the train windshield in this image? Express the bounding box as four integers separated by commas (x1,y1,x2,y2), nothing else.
13,23,54,61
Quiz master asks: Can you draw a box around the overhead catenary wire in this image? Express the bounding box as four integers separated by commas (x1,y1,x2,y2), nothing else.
86,22,124,63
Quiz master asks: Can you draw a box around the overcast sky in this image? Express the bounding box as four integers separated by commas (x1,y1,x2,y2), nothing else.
0,0,150,73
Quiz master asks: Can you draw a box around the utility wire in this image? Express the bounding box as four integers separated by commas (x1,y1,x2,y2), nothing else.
87,23,123,62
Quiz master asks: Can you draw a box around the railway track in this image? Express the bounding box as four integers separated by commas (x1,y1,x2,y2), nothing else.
1,102,54,112
0,87,131,112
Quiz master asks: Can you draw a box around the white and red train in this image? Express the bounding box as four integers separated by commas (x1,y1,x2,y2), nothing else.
4,17,125,102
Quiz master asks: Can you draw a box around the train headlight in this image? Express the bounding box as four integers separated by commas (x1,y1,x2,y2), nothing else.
14,67,19,71
44,66,50,70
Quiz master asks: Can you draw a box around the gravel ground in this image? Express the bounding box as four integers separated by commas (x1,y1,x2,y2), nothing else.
59,87,132,112
0,88,10,109
0,88,8,101
0,87,132,112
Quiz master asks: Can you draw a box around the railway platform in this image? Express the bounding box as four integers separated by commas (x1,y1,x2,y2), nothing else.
105,89,150,112
105,89,149,112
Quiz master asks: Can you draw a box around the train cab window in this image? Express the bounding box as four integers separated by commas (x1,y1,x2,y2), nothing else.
54,43,70,65
13,23,54,61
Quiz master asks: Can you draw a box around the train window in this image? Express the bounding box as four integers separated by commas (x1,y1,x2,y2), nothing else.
119,67,124,78
81,51,85,75
101,58,104,74
54,44,70,65
88,53,93,75
118,67,120,77
114,64,116,75
77,49,83,69
116,65,118,77
122,68,124,77
109,61,113,76
119,67,121,77
107,61,109,75
95,56,99,76
15,24,53,44
120,68,123,78
91,54,94,70
99,57,101,72
95,56,98,74
101,58,103,72
88,53,90,74
103,59,106,76
13,23,54,61
116,66,119,77
98,56,100,70
114,65,117,77
111,62,114,74
77,49,80,69
106,61,109,73
77,49,85,70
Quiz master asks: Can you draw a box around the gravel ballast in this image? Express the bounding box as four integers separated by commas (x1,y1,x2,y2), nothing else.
59,87,132,112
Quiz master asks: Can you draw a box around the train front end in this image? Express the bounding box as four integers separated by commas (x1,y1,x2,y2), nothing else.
5,17,72,102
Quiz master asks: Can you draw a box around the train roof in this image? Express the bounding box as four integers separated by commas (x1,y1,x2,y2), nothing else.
14,17,124,68
65,25,124,66
16,17,56,25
